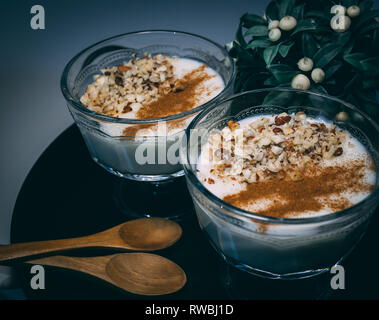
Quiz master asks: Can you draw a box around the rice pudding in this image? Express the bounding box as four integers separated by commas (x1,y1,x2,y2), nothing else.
192,111,376,276
78,54,225,178
81,54,224,136
198,112,375,221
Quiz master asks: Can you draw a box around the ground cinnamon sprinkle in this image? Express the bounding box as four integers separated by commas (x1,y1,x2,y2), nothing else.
223,160,374,218
123,65,214,136
136,65,213,119
122,123,155,137
122,118,188,137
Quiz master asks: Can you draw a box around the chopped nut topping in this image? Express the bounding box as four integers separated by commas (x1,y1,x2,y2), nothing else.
205,112,348,184
275,114,291,126
80,54,179,117
333,147,343,156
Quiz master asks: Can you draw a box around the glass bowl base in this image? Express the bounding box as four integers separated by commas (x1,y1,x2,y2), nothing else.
218,260,334,300
94,157,185,182
113,176,194,221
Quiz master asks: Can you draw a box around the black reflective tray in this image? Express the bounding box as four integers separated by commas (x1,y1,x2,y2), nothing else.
11,125,379,299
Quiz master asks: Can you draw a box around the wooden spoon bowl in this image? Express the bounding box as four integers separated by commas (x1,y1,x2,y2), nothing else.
29,253,187,296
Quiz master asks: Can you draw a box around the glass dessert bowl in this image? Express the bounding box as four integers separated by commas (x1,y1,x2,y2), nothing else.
61,30,235,219
182,88,379,279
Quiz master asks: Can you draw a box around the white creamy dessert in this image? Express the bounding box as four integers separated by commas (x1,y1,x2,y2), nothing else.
192,111,376,276
81,54,224,136
78,54,225,177
197,113,375,220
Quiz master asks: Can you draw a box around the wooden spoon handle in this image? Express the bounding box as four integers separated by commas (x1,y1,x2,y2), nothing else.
0,234,104,263
27,255,112,282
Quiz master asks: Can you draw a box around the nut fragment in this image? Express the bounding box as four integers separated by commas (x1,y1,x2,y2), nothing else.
275,115,291,126
333,147,343,156
228,121,240,130
271,145,283,155
115,76,124,86
117,65,131,72
80,54,178,117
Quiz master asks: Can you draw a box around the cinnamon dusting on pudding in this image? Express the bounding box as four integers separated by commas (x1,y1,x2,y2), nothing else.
122,65,215,136
80,54,221,137
223,160,374,218
136,65,214,119
198,112,376,220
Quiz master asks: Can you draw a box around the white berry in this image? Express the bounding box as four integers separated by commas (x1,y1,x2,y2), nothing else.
268,20,280,30
347,5,360,18
269,28,281,41
279,16,297,31
291,74,310,90
311,68,325,83
297,57,314,72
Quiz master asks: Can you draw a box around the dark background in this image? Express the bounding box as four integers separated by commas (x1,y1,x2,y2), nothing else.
0,0,378,294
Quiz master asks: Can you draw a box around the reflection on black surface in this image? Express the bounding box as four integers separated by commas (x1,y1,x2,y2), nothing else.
11,125,379,299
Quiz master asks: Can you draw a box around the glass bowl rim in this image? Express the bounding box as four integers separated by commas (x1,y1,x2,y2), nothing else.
183,87,379,225
60,29,236,125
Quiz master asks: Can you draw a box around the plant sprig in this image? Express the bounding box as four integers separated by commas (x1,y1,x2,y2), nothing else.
228,0,379,118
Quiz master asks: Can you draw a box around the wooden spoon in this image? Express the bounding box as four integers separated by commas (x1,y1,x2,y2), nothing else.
0,218,182,263
28,253,187,296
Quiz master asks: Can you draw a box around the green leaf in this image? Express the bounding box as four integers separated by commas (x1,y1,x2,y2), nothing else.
343,39,355,55
278,41,294,57
234,72,253,92
360,57,379,73
245,25,269,37
331,31,351,46
344,73,360,93
266,1,279,21
268,64,300,82
362,77,379,90
265,87,307,107
278,0,296,19
263,44,281,66
292,4,305,20
236,27,248,48
359,21,379,36
343,52,368,70
354,9,379,32
263,90,295,105
305,10,331,23
268,64,296,73
313,43,342,68
324,61,344,79
352,89,379,118
311,84,328,95
324,79,337,85
302,33,318,57
239,73,259,91
264,76,280,86
228,41,260,67
235,15,249,49
246,39,272,49
373,29,379,52
359,0,374,14
290,19,329,37
342,0,357,7
240,13,267,28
